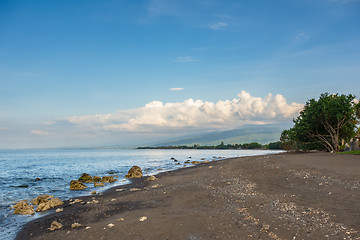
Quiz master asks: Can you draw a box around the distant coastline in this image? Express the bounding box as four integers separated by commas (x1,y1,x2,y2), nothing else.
137,141,282,150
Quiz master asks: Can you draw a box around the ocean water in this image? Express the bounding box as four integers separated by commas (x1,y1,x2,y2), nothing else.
0,148,282,239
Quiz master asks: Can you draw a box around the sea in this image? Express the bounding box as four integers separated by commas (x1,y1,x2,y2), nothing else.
0,148,283,239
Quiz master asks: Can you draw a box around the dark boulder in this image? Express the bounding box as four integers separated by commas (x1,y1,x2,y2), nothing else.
70,180,87,190
78,173,93,183
101,176,116,183
12,200,35,215
125,166,143,178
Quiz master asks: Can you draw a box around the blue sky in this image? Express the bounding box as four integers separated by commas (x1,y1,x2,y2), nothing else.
0,0,359,148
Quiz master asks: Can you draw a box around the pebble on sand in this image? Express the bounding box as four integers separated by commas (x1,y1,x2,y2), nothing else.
147,176,157,181
56,208,63,212
139,216,148,222
71,223,82,228
48,221,63,231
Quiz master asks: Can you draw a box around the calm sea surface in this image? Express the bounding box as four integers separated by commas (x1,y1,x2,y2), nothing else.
0,148,282,239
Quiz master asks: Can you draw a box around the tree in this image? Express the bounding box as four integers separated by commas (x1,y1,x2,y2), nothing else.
282,93,358,152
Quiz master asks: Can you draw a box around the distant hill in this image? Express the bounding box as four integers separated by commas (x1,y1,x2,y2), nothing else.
151,124,289,147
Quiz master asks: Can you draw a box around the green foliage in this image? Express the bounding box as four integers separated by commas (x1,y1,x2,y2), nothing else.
138,141,284,150
281,93,358,152
267,141,282,149
338,150,360,155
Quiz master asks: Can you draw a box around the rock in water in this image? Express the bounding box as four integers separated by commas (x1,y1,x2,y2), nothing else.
191,161,200,164
78,173,93,183
92,176,101,182
101,176,116,183
31,194,53,205
36,198,64,212
94,182,105,187
48,221,62,231
12,200,35,215
70,180,87,190
125,166,143,178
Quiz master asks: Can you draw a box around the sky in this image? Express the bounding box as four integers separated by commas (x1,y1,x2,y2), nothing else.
0,0,359,149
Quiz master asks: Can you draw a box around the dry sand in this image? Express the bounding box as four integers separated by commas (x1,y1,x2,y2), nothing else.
16,152,360,240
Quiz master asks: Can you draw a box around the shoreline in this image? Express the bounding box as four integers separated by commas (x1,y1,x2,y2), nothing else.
16,152,360,239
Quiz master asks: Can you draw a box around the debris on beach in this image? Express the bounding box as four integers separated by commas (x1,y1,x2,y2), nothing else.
48,221,63,231
147,176,157,181
116,188,124,192
125,166,143,178
130,188,141,192
111,198,116,201
107,223,115,228
71,223,82,228
70,180,87,190
91,191,97,194
191,161,200,164
139,216,148,222
12,200,35,215
78,173,93,183
117,218,125,221
151,184,163,188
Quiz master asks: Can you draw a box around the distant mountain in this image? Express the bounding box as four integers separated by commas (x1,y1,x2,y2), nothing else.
151,124,289,147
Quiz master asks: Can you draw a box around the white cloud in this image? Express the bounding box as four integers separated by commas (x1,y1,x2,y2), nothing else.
61,91,303,133
209,22,228,30
174,56,199,62
170,88,184,91
30,130,50,136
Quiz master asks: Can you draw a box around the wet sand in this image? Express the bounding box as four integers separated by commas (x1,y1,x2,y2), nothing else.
16,152,360,240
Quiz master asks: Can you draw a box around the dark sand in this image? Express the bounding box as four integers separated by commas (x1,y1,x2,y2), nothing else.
16,152,360,240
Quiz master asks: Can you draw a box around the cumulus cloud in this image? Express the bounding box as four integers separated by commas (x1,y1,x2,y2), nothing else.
61,91,303,133
170,87,184,91
209,22,228,30
174,56,199,62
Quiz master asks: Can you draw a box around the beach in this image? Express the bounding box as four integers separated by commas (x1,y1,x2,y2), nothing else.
16,152,360,240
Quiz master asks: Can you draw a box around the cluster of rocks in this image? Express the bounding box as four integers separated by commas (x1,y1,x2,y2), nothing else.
175,157,214,166
12,194,63,215
70,173,117,190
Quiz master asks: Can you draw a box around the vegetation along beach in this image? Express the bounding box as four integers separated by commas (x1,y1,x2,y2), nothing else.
1,0,360,239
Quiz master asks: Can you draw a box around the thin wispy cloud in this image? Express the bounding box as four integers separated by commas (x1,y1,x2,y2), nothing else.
30,130,50,136
174,56,199,62
294,31,310,42
209,22,228,30
170,88,184,91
